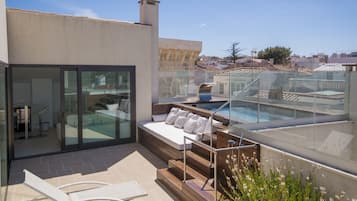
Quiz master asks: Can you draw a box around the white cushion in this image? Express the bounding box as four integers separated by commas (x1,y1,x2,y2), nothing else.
119,99,129,113
170,107,179,114
194,117,208,134
142,122,200,150
176,109,189,117
165,112,178,125
152,114,168,122
174,116,188,128
106,104,119,111
203,117,223,134
183,118,198,134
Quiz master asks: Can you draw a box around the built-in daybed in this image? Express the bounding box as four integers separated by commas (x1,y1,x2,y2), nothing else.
138,103,228,162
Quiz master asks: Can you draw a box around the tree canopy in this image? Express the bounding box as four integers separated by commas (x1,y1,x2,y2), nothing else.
226,42,242,63
257,46,292,65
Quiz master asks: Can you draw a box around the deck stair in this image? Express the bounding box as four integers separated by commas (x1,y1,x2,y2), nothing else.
157,134,223,201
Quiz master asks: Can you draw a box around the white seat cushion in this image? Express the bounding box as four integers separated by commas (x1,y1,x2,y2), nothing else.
142,122,200,150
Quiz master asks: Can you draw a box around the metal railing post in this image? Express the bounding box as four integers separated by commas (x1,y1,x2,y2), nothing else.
209,101,230,167
210,117,213,165
183,137,187,182
182,136,257,201
214,152,218,201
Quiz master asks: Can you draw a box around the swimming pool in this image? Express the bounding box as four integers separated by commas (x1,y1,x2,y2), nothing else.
188,101,317,123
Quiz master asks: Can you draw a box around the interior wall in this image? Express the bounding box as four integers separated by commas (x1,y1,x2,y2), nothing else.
12,68,61,130
7,9,153,122
13,82,31,106
31,79,53,128
0,0,8,64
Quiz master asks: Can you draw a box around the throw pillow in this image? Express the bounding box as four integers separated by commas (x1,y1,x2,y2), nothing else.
165,112,178,125
203,117,223,134
106,104,118,111
187,113,195,119
174,116,188,128
170,107,179,114
183,118,198,134
194,116,208,134
176,109,189,117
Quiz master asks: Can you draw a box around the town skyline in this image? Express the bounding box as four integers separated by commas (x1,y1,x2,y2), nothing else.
6,0,357,57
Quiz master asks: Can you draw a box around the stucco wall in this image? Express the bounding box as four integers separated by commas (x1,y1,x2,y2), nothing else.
7,9,153,122
0,0,8,64
260,145,357,199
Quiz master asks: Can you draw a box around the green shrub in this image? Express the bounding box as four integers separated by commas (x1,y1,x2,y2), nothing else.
221,153,322,201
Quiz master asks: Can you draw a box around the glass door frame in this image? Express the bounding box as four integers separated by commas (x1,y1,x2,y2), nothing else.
61,65,136,151
60,67,80,151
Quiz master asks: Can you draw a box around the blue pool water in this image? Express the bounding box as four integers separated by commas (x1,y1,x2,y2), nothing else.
189,102,314,123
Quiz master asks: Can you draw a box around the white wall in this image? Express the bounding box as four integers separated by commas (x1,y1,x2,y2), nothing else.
140,1,159,103
7,9,153,122
0,0,8,64
260,145,357,199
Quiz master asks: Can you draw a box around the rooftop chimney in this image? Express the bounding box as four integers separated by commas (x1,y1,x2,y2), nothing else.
139,0,159,104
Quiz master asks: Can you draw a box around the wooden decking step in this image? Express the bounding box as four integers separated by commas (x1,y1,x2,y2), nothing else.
186,150,214,178
157,168,183,190
191,143,213,161
168,159,208,182
157,168,188,201
183,179,223,201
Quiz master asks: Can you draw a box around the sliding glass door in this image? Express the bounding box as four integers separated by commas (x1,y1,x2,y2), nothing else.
63,70,79,146
62,67,135,149
0,67,7,200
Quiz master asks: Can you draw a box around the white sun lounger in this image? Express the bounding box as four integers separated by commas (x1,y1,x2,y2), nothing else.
23,169,147,201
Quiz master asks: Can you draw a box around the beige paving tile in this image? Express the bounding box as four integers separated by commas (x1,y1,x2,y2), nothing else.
7,143,174,201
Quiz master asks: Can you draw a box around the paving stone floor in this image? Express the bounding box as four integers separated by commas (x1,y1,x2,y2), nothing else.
7,143,175,201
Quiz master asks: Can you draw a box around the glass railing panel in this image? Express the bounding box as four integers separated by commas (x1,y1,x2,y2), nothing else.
228,69,356,174
158,68,222,103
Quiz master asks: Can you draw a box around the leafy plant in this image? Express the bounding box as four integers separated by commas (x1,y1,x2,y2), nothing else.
221,153,322,201
257,46,292,64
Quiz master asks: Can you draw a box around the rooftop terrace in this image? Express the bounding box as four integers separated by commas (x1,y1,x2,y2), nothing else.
7,144,175,201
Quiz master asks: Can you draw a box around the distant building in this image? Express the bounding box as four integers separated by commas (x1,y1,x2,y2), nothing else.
328,57,357,64
291,56,320,68
314,63,345,72
350,52,357,57
312,53,328,63
159,38,202,70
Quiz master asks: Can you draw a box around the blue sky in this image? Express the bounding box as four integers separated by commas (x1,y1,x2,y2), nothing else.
6,0,357,57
